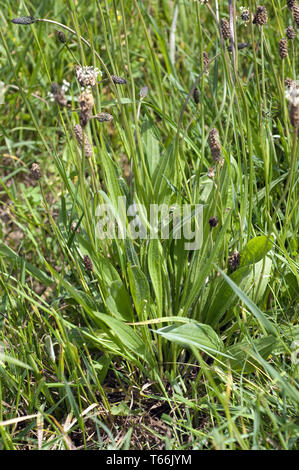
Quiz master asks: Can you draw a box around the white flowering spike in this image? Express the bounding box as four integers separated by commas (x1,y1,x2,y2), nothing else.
47,91,55,102
61,79,70,93
75,65,101,88
286,82,299,105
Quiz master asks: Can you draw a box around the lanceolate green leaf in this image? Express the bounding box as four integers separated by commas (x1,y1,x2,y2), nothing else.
152,141,175,203
225,336,278,373
93,312,155,366
100,148,123,208
250,256,272,304
127,265,152,317
105,280,135,322
141,119,161,176
148,239,163,316
154,322,227,357
218,268,279,337
0,354,33,370
204,257,273,327
204,266,251,327
240,235,273,267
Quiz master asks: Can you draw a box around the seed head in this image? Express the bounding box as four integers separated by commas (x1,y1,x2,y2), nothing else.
54,91,68,107
240,8,251,23
285,77,296,89
83,255,93,271
286,26,296,40
203,51,209,69
79,90,94,127
50,83,60,95
95,112,113,122
285,81,299,97
50,82,68,107
290,103,299,127
79,111,91,128
208,128,221,162
227,42,249,52
73,124,93,157
30,163,42,180
221,18,230,40
57,31,66,43
286,85,299,127
207,167,215,179
193,87,200,104
253,6,268,26
79,90,94,110
293,4,299,28
228,251,241,272
110,75,127,85
12,16,35,25
279,38,288,59
75,65,101,88
287,0,296,11
209,216,218,228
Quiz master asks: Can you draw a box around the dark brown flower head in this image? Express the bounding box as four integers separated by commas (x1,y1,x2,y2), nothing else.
111,75,127,85
50,82,68,107
83,255,93,271
293,4,299,28
203,51,209,69
286,26,296,40
57,31,66,43
290,103,299,127
208,128,221,162
228,251,241,272
95,112,113,122
30,163,42,180
79,91,94,111
285,77,296,89
221,18,230,40
12,16,35,25
287,0,296,11
240,9,250,23
79,90,94,127
209,216,218,228
253,6,268,26
79,111,90,128
51,82,60,94
193,87,200,104
73,124,93,157
279,38,288,59
227,42,249,52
